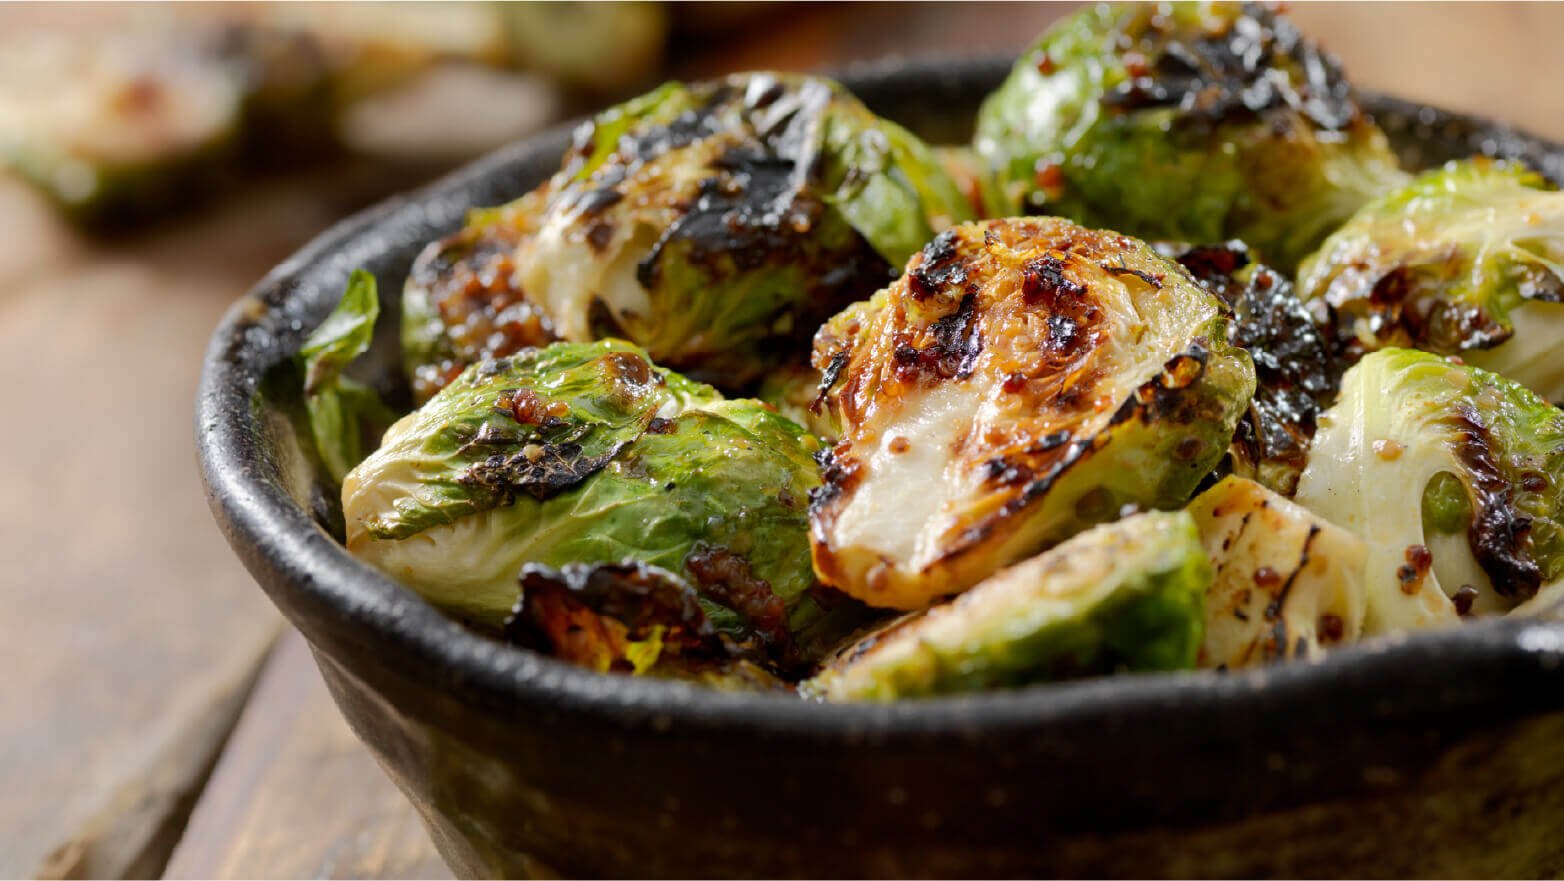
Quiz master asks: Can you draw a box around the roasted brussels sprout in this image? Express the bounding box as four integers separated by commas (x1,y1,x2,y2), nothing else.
0,33,243,224
342,340,836,666
498,2,667,97
402,71,975,400
300,270,397,484
805,510,1210,701
1294,348,1564,633
809,218,1255,610
1187,476,1365,668
1169,241,1338,494
974,2,1406,270
1297,159,1564,401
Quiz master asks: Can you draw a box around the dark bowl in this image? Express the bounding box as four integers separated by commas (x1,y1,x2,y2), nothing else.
198,58,1564,878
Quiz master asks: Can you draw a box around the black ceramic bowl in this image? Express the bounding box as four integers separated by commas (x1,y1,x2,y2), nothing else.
199,59,1564,878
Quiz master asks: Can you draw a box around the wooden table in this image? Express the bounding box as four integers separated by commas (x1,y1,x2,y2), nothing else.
6,3,1564,877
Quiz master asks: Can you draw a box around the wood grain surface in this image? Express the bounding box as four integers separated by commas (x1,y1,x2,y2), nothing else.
162,632,452,881
4,3,1564,879
0,160,472,879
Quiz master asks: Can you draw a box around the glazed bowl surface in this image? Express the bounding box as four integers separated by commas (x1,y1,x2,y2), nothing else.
198,58,1564,878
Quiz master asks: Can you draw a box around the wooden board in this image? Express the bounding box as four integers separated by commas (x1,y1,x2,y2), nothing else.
0,174,285,879
162,631,451,881
0,150,471,881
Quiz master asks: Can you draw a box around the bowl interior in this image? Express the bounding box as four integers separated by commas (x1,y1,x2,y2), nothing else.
199,58,1564,736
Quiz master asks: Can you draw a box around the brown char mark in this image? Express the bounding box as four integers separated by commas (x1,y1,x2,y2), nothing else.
1102,2,1358,132
907,229,968,301
459,439,628,503
1452,403,1542,599
812,349,851,411
808,442,860,524
683,543,798,669
626,78,892,353
1263,524,1320,660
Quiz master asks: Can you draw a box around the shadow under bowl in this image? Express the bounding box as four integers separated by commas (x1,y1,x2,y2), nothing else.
198,58,1564,878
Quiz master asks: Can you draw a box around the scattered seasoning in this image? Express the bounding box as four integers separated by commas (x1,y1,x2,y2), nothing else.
1253,565,1283,589
1396,544,1433,594
888,436,910,454
1318,613,1345,643
1453,584,1481,616
1372,438,1404,461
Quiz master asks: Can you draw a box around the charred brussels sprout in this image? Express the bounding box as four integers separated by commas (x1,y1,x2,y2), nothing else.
809,218,1254,610
1297,159,1564,401
1294,348,1564,633
805,511,1210,701
974,2,1406,270
1169,241,1338,495
342,340,830,664
0,33,243,225
1187,476,1366,667
402,71,974,400
498,2,668,98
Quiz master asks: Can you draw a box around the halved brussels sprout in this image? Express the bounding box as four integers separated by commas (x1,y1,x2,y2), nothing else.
1297,159,1564,401
402,71,975,400
343,340,830,663
805,510,1210,701
809,217,1255,610
1187,476,1366,668
974,2,1406,270
1294,348,1564,633
1168,241,1338,495
0,32,243,225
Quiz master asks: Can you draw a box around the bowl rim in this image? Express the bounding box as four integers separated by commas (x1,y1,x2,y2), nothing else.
198,56,1564,737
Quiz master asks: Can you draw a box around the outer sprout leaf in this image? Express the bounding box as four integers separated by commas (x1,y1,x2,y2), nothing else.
299,269,396,483
1167,241,1338,495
